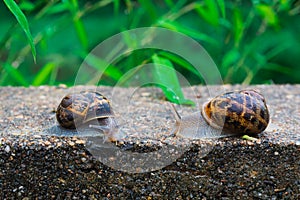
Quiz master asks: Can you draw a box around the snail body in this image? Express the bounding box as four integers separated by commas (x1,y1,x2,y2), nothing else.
56,91,118,141
171,90,270,138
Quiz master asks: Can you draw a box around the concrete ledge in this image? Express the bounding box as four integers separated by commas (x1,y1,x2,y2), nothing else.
0,85,299,199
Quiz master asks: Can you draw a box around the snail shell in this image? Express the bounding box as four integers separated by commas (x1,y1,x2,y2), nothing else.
56,91,117,141
171,90,270,138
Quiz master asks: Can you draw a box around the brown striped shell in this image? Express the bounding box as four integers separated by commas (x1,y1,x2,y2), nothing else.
201,90,269,135
56,91,114,129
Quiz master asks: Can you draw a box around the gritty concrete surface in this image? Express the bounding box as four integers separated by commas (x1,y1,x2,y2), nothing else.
0,85,299,199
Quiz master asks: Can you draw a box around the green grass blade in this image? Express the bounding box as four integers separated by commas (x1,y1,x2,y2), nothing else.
138,0,158,21
216,0,226,18
221,49,240,70
32,62,56,86
113,0,120,15
43,3,69,15
232,8,243,47
262,63,293,75
158,51,201,77
158,20,218,45
19,1,35,11
264,43,291,60
68,0,88,50
35,0,62,19
255,4,279,27
194,0,219,26
49,65,59,85
73,19,88,50
152,54,194,105
164,0,175,8
169,0,189,13
3,62,29,86
80,52,123,81
205,0,219,25
3,0,36,63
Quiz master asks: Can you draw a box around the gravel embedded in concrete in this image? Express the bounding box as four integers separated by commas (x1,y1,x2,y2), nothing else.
0,85,299,199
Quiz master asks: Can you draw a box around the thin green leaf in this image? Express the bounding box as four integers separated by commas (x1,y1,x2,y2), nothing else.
68,0,88,50
73,19,88,50
264,42,291,60
158,20,218,45
138,0,158,21
121,29,138,49
216,0,226,18
80,53,123,81
35,0,61,19
152,54,194,105
49,65,59,85
253,52,267,66
4,0,36,62
158,51,201,77
19,1,35,11
3,62,29,86
169,0,190,14
278,0,292,11
232,8,243,47
40,3,68,15
32,63,56,86
222,49,240,70
194,0,219,26
113,0,120,15
255,4,279,27
205,0,219,25
69,0,79,12
164,0,175,8
82,0,114,14
261,63,293,75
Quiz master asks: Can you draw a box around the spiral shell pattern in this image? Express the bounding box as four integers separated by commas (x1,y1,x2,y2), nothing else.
201,90,269,135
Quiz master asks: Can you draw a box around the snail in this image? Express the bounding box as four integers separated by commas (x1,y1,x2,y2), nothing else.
169,89,270,138
55,89,270,142
56,91,118,141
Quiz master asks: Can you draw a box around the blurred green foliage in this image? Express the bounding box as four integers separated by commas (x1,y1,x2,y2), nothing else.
1,0,300,88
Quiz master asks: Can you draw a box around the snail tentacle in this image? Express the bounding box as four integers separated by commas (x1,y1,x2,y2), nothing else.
168,102,182,137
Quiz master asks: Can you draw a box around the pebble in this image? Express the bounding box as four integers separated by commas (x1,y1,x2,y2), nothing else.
44,141,51,146
4,145,11,153
68,141,75,146
75,139,86,144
